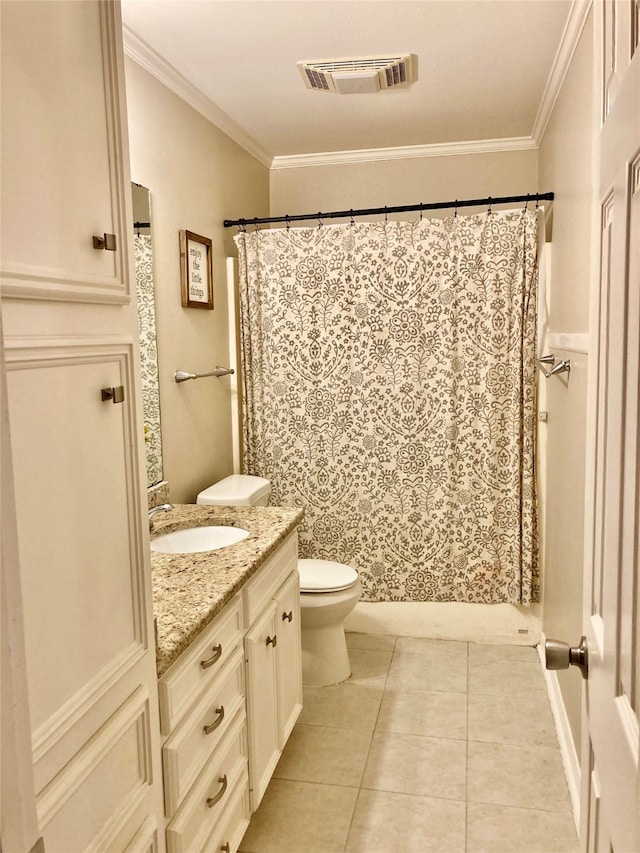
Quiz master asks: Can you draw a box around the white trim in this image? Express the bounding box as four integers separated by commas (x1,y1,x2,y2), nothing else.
532,0,593,144
122,25,272,169
270,137,538,170
547,332,590,354
538,638,582,832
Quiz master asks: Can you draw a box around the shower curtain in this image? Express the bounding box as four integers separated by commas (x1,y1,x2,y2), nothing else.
236,209,540,605
134,233,163,486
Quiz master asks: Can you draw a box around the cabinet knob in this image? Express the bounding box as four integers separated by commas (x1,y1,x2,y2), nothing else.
203,706,225,735
282,611,293,623
221,845,230,853
206,774,228,808
200,643,222,669
92,232,117,251
266,635,277,647
101,386,125,404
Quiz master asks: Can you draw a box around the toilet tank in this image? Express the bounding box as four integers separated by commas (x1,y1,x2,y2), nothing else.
196,474,271,507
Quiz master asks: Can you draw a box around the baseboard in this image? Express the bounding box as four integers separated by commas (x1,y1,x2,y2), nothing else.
537,637,581,832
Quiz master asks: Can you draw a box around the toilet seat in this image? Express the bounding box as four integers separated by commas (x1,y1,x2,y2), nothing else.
298,559,359,593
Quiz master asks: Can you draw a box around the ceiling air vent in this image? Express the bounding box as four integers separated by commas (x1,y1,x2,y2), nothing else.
298,55,415,95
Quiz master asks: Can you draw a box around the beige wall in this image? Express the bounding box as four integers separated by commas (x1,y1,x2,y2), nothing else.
125,58,270,503
538,11,594,755
271,149,538,219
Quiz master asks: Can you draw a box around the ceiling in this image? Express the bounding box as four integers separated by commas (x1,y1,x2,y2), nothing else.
121,0,578,167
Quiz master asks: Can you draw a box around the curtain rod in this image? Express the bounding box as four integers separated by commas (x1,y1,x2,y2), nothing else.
223,192,554,229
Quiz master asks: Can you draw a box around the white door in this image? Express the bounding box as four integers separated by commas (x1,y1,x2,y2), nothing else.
582,1,640,849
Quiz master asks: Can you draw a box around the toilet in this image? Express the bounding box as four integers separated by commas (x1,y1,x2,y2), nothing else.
196,475,362,686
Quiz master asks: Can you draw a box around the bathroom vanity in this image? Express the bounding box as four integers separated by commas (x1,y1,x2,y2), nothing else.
150,504,304,852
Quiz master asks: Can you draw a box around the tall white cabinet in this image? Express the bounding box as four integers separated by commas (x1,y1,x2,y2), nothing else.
1,2,165,850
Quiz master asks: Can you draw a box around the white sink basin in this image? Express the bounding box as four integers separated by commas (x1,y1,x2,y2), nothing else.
150,525,249,554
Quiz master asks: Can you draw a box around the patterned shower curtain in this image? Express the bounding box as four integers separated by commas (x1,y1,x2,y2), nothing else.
134,233,163,486
236,209,540,605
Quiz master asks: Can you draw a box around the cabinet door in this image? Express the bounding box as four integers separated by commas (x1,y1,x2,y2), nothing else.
5,341,164,851
244,602,279,810
0,0,131,303
275,571,303,748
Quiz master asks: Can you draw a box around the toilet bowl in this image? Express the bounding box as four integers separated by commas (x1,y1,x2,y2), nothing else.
298,559,362,686
196,475,361,686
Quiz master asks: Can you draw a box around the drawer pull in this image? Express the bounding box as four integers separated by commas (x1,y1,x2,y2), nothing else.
266,635,277,647
206,774,228,808
203,705,225,735
200,644,222,669
221,844,230,853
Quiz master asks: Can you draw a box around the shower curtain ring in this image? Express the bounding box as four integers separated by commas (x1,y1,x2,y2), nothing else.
487,197,492,215
524,194,530,211
285,214,290,231
419,203,423,222
454,200,458,218
384,206,388,224
317,212,322,228
350,209,355,227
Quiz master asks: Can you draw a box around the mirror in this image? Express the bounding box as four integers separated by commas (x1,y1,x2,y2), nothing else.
132,182,164,487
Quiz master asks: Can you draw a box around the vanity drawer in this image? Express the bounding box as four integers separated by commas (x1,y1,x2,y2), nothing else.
242,531,297,626
166,709,248,853
202,773,251,853
159,596,243,735
163,648,245,817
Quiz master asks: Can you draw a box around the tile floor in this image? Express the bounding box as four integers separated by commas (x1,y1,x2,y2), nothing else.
239,633,580,853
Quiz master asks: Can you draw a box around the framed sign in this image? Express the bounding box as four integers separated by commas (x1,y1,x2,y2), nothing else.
179,230,213,309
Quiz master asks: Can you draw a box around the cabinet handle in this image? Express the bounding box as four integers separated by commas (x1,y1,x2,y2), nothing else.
92,233,117,251
203,706,225,735
266,635,277,647
206,774,228,808
200,644,222,669
101,386,125,404
221,845,230,853
282,611,293,622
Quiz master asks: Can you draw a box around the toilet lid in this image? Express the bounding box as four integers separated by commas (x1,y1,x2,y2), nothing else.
298,559,359,592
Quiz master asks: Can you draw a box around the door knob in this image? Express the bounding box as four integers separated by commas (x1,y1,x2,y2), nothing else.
544,636,588,679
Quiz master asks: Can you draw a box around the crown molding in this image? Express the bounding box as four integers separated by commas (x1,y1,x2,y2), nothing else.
270,137,538,170
122,25,272,168
124,1,590,173
531,0,593,144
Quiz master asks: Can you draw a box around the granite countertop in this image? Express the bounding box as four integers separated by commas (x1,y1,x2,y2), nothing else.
150,504,304,678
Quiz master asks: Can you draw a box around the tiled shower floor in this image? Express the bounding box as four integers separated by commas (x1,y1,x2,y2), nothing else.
239,633,580,853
